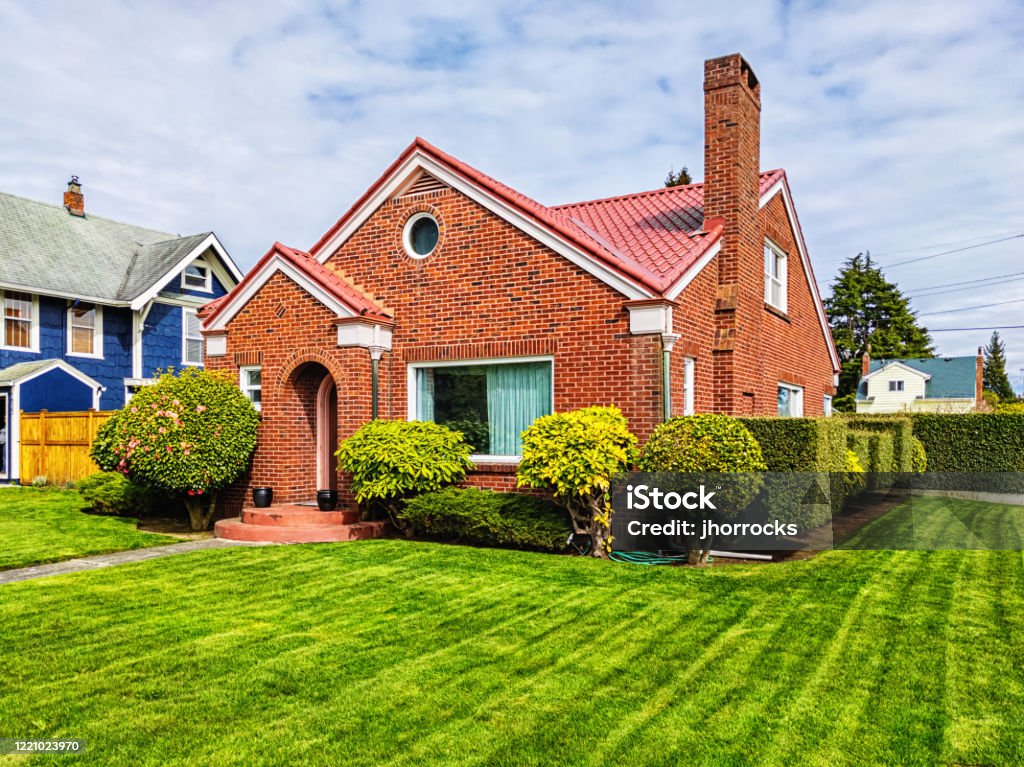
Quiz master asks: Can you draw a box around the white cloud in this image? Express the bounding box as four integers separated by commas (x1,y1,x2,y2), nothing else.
1,0,1023,384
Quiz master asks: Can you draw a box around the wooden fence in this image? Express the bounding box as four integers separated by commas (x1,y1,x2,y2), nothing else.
19,410,114,485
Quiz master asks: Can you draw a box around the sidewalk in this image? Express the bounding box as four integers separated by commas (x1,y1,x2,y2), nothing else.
0,538,270,585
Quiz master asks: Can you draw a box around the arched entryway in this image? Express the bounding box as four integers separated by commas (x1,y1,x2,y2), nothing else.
316,376,338,492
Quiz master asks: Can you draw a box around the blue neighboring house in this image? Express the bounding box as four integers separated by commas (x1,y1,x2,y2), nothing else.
0,178,242,483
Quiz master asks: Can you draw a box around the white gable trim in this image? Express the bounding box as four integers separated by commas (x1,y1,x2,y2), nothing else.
311,150,654,301
130,233,243,311
862,361,932,381
203,254,356,331
665,239,721,300
0,359,104,409
759,180,842,370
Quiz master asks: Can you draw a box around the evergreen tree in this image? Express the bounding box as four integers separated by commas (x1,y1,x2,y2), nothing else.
983,331,1015,402
824,252,934,409
664,166,692,187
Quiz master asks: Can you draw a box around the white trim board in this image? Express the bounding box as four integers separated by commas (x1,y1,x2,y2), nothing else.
759,179,841,370
665,239,721,300
862,361,931,381
311,150,655,301
203,254,357,332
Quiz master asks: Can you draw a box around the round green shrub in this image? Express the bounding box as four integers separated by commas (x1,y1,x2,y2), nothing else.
335,420,473,522
638,415,767,473
91,367,260,530
517,406,638,558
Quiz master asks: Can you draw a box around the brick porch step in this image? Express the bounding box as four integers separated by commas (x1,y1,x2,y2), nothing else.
241,505,360,527
214,517,390,544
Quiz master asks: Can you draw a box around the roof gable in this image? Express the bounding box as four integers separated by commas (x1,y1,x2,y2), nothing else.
0,190,240,306
201,242,388,331
865,356,978,399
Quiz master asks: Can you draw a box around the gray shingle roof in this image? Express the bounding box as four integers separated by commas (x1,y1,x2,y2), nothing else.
0,190,212,304
857,356,978,400
0,359,61,384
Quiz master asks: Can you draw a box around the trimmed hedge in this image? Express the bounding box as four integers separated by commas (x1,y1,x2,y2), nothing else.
77,471,154,516
847,430,895,491
738,417,848,529
908,413,1024,472
842,415,914,472
400,487,571,552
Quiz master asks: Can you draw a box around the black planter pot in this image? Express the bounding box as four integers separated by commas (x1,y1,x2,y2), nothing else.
317,489,339,511
252,487,273,508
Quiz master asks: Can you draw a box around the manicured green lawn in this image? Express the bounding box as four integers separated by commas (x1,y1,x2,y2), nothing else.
0,487,178,571
0,505,1022,766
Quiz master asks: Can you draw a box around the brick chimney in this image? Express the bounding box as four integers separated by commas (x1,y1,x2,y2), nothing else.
705,54,761,413
64,176,84,217
976,346,984,404
861,351,871,377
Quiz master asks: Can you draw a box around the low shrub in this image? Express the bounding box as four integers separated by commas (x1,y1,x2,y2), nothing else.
910,413,1024,472
400,487,571,552
518,406,638,558
335,420,473,524
77,471,153,516
845,448,866,495
31,476,48,487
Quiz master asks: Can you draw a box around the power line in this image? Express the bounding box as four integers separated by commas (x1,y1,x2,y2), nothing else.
919,297,1024,316
929,324,1024,332
870,228,1024,257
907,270,1024,295
885,233,1024,268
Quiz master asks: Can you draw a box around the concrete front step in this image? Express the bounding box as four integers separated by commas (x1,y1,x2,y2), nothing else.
241,506,360,527
214,518,390,544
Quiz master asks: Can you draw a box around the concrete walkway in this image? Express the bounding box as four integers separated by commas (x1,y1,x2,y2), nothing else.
0,538,269,585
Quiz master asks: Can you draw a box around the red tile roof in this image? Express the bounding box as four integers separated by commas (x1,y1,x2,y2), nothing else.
201,242,388,326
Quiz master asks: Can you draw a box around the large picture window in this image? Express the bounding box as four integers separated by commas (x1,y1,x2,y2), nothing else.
413,359,552,457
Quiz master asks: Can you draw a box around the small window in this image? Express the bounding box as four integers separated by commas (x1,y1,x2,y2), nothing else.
823,395,833,416
764,240,788,312
403,213,440,259
777,383,803,417
183,308,204,365
68,303,102,357
181,261,212,292
3,291,35,350
240,366,262,411
683,357,695,416
889,380,905,392
413,359,552,457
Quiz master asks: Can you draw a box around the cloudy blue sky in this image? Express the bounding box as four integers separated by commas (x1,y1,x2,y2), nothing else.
2,1,1023,387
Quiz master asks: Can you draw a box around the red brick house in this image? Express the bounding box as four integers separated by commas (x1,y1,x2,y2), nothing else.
203,53,839,526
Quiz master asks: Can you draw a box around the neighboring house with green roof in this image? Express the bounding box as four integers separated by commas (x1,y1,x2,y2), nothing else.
855,350,982,414
0,178,242,483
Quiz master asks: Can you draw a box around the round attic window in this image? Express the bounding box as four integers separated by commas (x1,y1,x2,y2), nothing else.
403,212,440,259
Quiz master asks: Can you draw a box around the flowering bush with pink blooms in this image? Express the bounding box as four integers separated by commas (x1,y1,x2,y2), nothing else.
91,367,260,530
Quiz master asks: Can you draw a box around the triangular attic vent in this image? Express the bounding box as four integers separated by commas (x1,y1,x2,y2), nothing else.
397,171,448,197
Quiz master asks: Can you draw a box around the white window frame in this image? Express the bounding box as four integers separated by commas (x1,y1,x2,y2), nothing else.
0,391,8,479
889,380,905,392
402,212,440,260
823,394,833,416
683,357,695,415
1,290,40,352
777,382,804,417
124,378,155,404
66,303,104,359
182,307,204,366
764,239,788,312
240,366,262,411
181,259,213,292
406,355,555,462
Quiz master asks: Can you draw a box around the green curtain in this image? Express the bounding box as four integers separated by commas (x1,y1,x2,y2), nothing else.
486,362,552,456
416,369,435,421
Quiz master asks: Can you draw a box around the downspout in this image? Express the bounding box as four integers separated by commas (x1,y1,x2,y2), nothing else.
369,346,385,420
661,334,680,422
